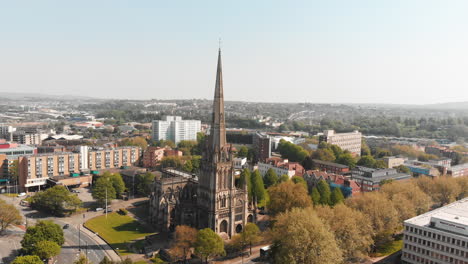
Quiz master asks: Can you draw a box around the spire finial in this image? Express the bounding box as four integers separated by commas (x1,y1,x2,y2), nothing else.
218,37,222,50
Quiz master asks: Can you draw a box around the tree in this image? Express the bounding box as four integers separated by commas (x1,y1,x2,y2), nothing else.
31,240,61,260
92,176,116,206
110,173,125,198
0,199,22,233
178,140,198,155
74,254,91,264
250,170,266,206
311,149,336,162
431,177,461,206
99,256,113,264
120,136,148,150
374,160,387,169
160,156,183,169
301,156,314,170
357,155,376,168
316,180,331,205
240,223,261,255
316,204,374,261
277,140,309,162
361,140,371,156
30,185,82,216
263,168,278,188
267,181,312,215
21,220,64,254
330,187,344,206
311,187,321,206
156,139,175,148
195,228,225,263
171,225,198,261
190,155,202,172
136,172,155,196
182,159,193,173
271,207,343,264
11,255,43,264
278,174,289,183
237,146,248,158
456,176,468,199
396,165,411,173
336,152,356,168
238,168,252,200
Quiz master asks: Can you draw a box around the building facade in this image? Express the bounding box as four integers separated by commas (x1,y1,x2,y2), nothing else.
258,157,305,178
253,132,271,162
383,156,406,168
350,166,411,192
312,159,350,174
142,146,183,168
319,130,362,156
402,197,468,264
448,163,468,178
87,146,141,171
149,48,252,238
152,116,201,144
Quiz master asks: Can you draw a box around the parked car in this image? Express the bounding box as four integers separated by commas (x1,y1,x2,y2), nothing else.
72,190,80,193
17,192,26,197
95,208,104,212
63,224,70,229
104,208,113,213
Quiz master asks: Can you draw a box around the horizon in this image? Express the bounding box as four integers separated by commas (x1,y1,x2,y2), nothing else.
1,1,468,104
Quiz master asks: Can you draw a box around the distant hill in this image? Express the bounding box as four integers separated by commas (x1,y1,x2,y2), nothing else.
0,92,99,100
422,102,468,110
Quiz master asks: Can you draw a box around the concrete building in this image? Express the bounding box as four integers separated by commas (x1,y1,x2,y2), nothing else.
448,163,468,178
350,166,411,192
152,116,201,144
383,156,406,168
258,157,305,178
233,157,247,170
425,145,460,160
12,131,43,145
402,197,468,264
253,132,271,162
319,130,362,156
87,146,141,171
0,125,16,141
312,159,350,174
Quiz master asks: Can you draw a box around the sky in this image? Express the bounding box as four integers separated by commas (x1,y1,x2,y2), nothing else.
1,1,468,104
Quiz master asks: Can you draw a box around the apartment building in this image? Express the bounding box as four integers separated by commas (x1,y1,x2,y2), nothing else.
402,197,468,264
142,146,182,168
253,132,271,162
152,116,201,144
87,146,141,171
448,163,468,178
319,130,362,156
12,131,43,145
258,157,305,178
312,159,350,174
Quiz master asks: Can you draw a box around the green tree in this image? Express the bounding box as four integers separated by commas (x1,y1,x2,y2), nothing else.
317,180,331,205
357,155,377,168
301,156,314,170
0,199,22,232
361,140,371,156
238,168,252,200
271,207,343,264
240,223,261,255
311,149,336,162
160,156,183,169
264,168,278,188
30,185,82,216
336,152,356,168
395,165,411,173
277,140,309,162
136,172,155,196
74,254,91,264
330,187,345,206
11,255,43,264
267,181,312,216
191,155,202,172
31,240,61,260
156,139,175,148
311,187,321,206
110,173,125,197
278,174,289,183
237,146,248,157
250,170,266,206
92,176,116,206
291,175,307,189
374,160,387,168
99,256,113,264
195,228,225,263
21,220,64,254
182,160,193,173
119,136,148,150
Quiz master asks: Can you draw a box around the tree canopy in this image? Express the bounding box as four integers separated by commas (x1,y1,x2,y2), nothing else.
21,220,64,254
0,199,22,233
195,228,225,263
277,140,309,162
136,172,155,196
30,185,81,216
11,255,43,264
92,175,117,206
267,181,311,215
263,168,278,188
250,170,266,206
31,240,61,260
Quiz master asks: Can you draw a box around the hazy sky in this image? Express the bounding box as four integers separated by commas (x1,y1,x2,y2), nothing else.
1,1,468,104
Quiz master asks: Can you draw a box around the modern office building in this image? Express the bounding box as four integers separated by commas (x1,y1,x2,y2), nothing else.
402,197,468,264
152,116,201,144
319,130,362,156
350,166,411,192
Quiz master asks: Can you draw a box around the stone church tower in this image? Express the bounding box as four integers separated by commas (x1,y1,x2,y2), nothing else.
197,48,251,237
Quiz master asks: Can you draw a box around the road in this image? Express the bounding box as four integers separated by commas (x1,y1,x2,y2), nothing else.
0,193,114,264
0,228,23,264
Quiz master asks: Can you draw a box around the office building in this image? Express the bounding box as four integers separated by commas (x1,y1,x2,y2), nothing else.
350,166,411,192
402,197,468,264
319,130,362,156
383,156,406,168
0,125,16,141
152,116,201,144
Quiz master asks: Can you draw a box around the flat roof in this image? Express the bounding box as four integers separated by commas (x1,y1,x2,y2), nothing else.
405,197,468,227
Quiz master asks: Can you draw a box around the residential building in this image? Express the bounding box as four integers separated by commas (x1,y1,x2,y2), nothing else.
87,146,141,171
253,132,271,162
425,145,460,160
142,146,182,168
448,163,468,178
383,156,406,168
233,157,247,170
0,141,37,156
0,125,16,141
350,166,411,192
302,170,361,197
404,160,448,177
312,159,350,174
319,130,362,156
401,197,468,264
258,157,305,178
152,116,201,144
12,131,43,145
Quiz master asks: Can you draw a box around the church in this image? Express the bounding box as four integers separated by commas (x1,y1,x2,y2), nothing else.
149,48,254,238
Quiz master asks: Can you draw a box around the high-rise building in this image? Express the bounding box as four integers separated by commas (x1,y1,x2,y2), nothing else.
402,197,468,264
152,116,201,144
319,130,362,156
149,48,253,237
253,132,271,162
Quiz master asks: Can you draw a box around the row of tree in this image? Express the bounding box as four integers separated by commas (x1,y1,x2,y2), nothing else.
92,172,126,206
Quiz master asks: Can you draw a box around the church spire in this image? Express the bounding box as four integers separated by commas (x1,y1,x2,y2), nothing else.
210,47,227,151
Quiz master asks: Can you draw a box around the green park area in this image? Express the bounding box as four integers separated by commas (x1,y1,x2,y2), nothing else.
84,212,154,255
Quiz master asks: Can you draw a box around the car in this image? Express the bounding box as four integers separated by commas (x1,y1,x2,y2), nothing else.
63,224,69,229
104,209,113,213
72,190,80,193
95,208,104,212
17,192,26,197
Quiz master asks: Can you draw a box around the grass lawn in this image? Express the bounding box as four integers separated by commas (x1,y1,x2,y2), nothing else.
84,212,154,255
1,193,18,197
371,239,403,257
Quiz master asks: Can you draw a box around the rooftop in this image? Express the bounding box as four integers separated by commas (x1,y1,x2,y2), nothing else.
312,159,349,169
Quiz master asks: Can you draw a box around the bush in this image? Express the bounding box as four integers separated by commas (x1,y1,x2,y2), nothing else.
118,208,128,215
